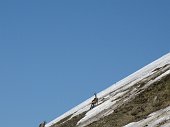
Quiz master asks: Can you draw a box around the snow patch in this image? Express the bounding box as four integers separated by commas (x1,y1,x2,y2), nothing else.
124,106,170,127
45,53,170,127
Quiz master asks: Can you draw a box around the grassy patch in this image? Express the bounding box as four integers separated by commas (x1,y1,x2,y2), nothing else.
86,74,170,127
50,112,87,127
49,114,72,127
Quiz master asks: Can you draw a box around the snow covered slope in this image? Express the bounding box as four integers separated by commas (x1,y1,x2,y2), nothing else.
124,106,170,127
45,52,170,127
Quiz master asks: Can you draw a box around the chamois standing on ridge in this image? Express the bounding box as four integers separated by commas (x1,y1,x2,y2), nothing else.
39,121,46,127
90,93,98,109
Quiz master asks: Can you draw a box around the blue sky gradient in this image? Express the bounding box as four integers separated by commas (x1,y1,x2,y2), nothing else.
0,1,170,127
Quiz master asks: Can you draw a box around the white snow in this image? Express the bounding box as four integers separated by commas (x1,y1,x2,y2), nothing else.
124,106,170,127
45,52,170,127
138,69,170,92
77,99,117,126
76,67,170,127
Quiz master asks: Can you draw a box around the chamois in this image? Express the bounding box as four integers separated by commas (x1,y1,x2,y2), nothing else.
39,121,46,127
90,93,98,109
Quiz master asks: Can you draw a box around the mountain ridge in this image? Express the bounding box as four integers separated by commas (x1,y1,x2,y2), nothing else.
45,53,170,127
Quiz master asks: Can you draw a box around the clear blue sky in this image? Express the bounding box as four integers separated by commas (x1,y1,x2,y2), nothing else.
0,0,169,127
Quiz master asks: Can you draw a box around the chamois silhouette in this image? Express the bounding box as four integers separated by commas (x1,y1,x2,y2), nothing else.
90,93,98,109
39,121,46,127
